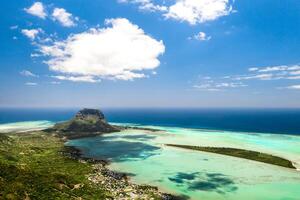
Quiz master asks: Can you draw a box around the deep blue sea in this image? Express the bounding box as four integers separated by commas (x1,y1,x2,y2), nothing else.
0,108,300,135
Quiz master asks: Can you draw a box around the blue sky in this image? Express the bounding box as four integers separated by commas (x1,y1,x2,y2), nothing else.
1,0,300,108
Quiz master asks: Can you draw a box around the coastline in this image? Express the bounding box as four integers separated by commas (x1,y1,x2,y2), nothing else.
0,130,184,200
61,145,186,200
1,117,300,200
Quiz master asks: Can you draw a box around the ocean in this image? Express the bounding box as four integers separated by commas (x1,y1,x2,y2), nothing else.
1,108,300,200
1,108,300,135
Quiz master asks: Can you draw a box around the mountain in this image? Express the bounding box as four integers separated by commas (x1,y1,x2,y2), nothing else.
49,108,120,139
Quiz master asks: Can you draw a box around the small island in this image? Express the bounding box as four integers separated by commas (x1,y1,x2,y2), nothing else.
166,144,296,169
47,108,121,139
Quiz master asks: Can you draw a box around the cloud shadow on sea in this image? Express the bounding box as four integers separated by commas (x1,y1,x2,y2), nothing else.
168,172,238,194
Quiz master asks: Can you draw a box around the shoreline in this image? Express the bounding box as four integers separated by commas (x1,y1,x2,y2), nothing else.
62,145,186,200
1,125,300,199
0,130,185,200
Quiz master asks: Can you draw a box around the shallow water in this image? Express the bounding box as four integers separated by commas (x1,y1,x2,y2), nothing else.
1,120,299,199
67,125,300,200
0,120,54,133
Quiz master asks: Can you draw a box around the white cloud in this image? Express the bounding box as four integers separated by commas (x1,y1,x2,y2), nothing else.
285,85,300,90
118,0,167,12
31,53,41,58
24,2,47,19
194,84,220,91
25,82,38,86
40,18,165,81
258,66,290,72
193,31,211,41
215,82,247,88
20,70,38,77
165,0,233,25
290,70,300,75
52,75,101,83
119,0,234,24
52,8,76,27
249,65,300,73
234,73,276,81
50,81,61,84
193,81,247,91
244,64,300,80
248,67,258,72
21,28,43,40
287,76,300,80
199,63,300,91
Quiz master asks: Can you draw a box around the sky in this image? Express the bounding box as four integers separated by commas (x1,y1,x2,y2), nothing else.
1,0,300,108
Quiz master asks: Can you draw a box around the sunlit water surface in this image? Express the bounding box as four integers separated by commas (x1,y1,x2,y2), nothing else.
67,125,300,200
1,121,299,199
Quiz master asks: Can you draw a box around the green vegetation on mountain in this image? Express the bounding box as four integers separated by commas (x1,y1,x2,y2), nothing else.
48,108,120,139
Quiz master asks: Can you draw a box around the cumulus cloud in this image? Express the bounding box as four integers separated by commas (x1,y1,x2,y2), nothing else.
24,2,47,19
39,18,165,82
193,31,211,41
119,0,234,24
165,0,233,24
20,70,38,77
52,8,76,27
21,28,43,40
52,75,100,83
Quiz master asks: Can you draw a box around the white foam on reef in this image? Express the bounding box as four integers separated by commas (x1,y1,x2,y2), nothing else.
0,121,54,133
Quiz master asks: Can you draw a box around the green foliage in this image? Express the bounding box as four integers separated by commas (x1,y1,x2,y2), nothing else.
0,132,108,200
166,144,296,169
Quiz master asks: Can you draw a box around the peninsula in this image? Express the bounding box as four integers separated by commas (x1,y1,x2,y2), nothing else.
166,144,296,169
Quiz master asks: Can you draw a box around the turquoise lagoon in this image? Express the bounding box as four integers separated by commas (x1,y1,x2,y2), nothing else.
1,121,299,199
67,125,300,200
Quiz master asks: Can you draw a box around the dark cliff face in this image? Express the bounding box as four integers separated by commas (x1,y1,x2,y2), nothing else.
75,109,105,121
51,108,120,139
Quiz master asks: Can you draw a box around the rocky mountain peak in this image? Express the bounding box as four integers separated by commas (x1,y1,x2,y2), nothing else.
75,108,105,121
51,108,120,139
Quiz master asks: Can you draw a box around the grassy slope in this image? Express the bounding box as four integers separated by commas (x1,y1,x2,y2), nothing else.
0,131,110,200
166,144,296,169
